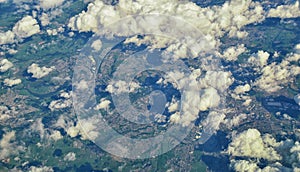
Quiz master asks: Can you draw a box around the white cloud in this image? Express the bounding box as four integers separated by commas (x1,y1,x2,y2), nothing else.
13,16,40,38
0,59,13,72
227,128,281,161
68,0,266,58
106,80,140,94
254,53,300,92
40,0,64,10
248,50,270,67
220,44,246,61
49,130,63,141
3,78,22,87
0,31,15,45
234,84,251,95
64,152,76,161
49,91,72,111
40,13,50,26
29,166,54,172
94,98,111,110
91,39,102,51
0,105,11,121
27,63,55,79
231,160,259,172
268,1,300,18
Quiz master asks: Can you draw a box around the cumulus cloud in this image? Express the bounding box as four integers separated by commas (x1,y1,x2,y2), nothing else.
248,50,270,67
233,84,251,95
268,1,300,18
91,39,102,51
0,105,11,121
40,13,50,26
231,84,252,106
219,44,247,61
0,31,15,45
0,130,23,160
94,98,111,110
253,53,300,92
0,15,39,45
106,80,140,94
0,59,13,72
227,128,300,171
27,63,55,79
63,152,76,161
49,91,72,111
3,78,22,87
68,0,266,58
12,16,40,38
227,128,281,161
40,0,64,10
29,166,54,172
49,130,63,141
166,68,233,126
231,160,291,172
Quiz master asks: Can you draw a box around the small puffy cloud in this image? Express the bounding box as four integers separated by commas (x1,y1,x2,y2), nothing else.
0,59,13,72
268,1,300,18
40,13,50,26
233,84,251,95
67,116,100,140
220,44,246,61
49,91,72,111
29,166,54,172
0,105,11,121
12,16,40,38
40,0,64,9
91,39,102,51
94,98,111,110
49,130,63,141
63,152,76,161
3,78,22,87
227,128,281,161
248,50,270,67
0,31,15,45
27,63,55,79
106,80,140,94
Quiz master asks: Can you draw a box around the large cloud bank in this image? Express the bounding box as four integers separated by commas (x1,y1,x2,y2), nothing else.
68,0,267,58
